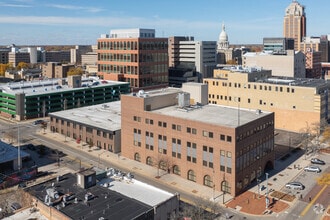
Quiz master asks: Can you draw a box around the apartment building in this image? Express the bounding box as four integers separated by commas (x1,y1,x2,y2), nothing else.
8,51,30,67
121,88,275,196
243,50,306,78
0,48,10,64
42,62,75,78
97,28,169,91
204,66,330,132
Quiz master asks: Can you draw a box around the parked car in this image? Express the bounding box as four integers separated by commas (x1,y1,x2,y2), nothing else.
304,165,321,173
311,158,325,165
33,120,44,125
285,182,305,190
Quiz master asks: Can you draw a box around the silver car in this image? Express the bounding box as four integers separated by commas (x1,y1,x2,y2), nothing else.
285,182,305,190
304,165,321,173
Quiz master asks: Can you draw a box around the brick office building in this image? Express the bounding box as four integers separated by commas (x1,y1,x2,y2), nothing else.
121,87,275,196
97,28,169,91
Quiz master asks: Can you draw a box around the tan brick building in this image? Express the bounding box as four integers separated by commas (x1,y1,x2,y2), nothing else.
97,28,169,91
205,67,330,132
121,88,275,196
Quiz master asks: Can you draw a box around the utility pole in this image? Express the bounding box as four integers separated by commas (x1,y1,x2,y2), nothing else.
265,173,269,209
17,123,21,171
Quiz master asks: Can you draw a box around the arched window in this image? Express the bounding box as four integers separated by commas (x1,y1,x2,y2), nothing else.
221,181,231,194
134,153,141,162
146,157,153,166
159,161,167,171
187,170,196,182
204,175,213,188
173,165,181,175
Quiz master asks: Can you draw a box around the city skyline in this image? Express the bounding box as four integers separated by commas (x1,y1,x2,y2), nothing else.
0,0,329,45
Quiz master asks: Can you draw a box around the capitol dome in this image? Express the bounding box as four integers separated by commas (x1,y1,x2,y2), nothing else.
219,23,228,42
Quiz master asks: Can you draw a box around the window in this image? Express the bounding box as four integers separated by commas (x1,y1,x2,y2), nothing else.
97,130,101,136
220,150,225,171
203,146,214,168
192,128,197,134
173,165,181,175
203,130,208,137
220,134,225,141
226,136,232,142
133,116,141,122
133,128,141,147
187,142,197,163
221,181,231,193
172,124,181,131
146,156,153,166
159,161,167,171
134,153,141,162
187,127,191,133
204,175,213,188
187,170,196,182
158,135,167,154
172,138,182,159
145,131,154,150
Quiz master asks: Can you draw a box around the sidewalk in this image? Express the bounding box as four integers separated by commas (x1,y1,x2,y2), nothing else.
36,130,233,205
226,148,315,215
35,129,311,216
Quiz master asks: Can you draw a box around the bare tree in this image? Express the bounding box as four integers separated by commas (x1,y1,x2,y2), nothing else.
170,197,220,220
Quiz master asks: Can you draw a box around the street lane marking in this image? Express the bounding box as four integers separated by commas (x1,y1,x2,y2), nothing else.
300,184,328,216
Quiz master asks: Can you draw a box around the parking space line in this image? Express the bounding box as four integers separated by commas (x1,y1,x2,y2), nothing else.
300,184,327,216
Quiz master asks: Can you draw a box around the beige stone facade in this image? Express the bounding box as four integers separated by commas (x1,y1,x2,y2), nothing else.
243,50,306,78
121,89,275,196
205,67,330,132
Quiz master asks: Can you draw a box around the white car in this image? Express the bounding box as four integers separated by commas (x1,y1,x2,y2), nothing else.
285,182,305,190
304,165,321,173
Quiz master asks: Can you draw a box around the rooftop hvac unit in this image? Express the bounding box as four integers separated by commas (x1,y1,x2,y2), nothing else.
178,92,190,108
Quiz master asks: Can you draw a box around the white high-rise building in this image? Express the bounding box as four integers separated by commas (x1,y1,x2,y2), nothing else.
176,40,217,79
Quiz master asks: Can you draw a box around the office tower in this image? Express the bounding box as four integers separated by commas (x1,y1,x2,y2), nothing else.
283,1,306,50
97,28,169,91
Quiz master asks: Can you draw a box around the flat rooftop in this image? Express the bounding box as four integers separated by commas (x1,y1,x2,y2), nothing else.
49,101,121,131
0,141,29,164
0,77,128,96
26,173,154,220
153,104,271,128
97,169,175,207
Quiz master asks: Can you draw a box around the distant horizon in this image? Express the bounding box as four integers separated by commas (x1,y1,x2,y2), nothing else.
0,0,329,45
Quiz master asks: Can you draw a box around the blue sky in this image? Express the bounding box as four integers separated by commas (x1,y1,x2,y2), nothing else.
0,0,329,45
